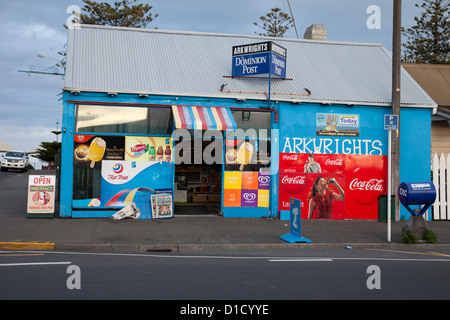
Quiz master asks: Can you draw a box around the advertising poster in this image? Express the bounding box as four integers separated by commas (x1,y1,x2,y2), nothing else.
125,136,172,162
225,139,270,172
316,113,360,137
101,160,173,211
73,135,173,211
73,135,125,204
27,175,56,216
74,135,125,168
223,171,270,208
151,193,173,218
279,153,386,219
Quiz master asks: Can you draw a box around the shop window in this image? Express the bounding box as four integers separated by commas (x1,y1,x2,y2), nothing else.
75,105,173,135
231,111,271,131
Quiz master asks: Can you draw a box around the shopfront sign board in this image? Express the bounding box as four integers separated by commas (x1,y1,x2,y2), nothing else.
27,175,55,218
232,41,286,78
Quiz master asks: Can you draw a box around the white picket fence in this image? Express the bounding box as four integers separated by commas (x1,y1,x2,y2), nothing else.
432,153,450,220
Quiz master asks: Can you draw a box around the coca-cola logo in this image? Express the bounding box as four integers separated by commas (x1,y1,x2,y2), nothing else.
281,175,306,185
282,154,298,161
349,178,384,191
280,153,300,167
280,173,307,194
323,157,344,172
325,159,343,166
348,175,385,206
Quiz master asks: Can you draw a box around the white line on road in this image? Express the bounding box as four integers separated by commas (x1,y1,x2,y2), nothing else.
269,258,333,262
0,262,72,267
5,250,450,263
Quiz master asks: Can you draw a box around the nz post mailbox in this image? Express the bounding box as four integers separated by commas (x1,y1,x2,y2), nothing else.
398,182,436,217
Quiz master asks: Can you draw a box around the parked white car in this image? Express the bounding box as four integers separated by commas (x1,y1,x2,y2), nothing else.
1,150,29,172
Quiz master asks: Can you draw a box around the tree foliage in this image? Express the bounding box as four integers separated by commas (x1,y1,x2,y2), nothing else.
32,141,61,164
253,7,293,38
402,0,449,64
78,0,158,28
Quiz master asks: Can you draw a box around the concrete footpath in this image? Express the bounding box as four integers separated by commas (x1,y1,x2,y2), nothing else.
1,170,449,252
2,213,450,252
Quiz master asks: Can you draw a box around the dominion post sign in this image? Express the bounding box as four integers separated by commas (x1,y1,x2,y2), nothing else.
232,41,287,78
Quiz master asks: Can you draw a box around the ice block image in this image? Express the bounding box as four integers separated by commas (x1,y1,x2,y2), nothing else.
87,137,106,168
237,142,254,170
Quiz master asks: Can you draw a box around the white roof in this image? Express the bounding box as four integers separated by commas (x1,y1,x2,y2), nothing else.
64,24,436,108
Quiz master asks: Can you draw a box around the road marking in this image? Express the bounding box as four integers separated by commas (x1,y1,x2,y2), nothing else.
426,251,450,257
6,250,450,263
0,261,71,267
0,253,44,257
365,248,450,258
269,258,333,262
0,242,55,250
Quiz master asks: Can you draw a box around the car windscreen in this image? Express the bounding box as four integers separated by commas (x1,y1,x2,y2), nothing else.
5,152,24,158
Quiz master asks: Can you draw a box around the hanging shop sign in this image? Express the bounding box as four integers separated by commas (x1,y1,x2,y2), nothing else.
232,41,287,78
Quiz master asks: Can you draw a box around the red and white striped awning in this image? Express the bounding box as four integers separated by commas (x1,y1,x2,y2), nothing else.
172,105,237,131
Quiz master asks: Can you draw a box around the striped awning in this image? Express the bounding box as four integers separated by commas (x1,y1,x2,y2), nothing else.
172,105,237,131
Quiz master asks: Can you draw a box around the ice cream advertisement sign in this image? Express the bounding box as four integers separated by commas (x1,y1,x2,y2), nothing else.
101,160,173,210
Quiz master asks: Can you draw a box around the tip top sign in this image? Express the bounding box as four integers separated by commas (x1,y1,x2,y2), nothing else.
232,41,287,79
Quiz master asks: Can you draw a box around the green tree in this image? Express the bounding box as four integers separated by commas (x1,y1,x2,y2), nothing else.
76,0,158,28
253,7,293,38
32,141,61,164
402,0,449,64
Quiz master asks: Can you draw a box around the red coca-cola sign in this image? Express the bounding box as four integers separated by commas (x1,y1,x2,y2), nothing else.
280,153,301,168
278,153,388,219
280,173,307,194
349,178,384,191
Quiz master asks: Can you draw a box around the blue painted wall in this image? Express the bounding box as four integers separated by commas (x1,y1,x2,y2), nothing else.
61,91,432,220
277,102,432,220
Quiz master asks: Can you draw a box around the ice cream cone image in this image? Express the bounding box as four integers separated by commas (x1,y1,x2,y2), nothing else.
87,137,106,168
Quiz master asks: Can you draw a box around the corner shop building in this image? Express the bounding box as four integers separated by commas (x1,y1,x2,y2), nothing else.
60,25,436,220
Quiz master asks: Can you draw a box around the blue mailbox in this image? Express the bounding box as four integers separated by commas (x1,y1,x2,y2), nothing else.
398,182,436,216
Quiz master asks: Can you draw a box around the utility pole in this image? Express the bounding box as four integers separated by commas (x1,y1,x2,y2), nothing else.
286,0,299,39
392,0,402,221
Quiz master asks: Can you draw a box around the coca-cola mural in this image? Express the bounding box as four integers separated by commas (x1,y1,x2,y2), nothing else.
279,153,387,219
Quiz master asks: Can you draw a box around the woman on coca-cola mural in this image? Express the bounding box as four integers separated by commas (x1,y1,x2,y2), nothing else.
307,177,345,219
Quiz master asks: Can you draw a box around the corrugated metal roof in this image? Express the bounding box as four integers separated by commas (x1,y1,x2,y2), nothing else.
402,64,450,107
65,24,436,107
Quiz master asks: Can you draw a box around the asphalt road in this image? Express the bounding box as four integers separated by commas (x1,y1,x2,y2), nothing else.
0,169,29,215
1,248,450,302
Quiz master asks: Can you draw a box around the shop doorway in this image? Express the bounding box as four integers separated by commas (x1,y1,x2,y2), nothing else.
174,132,222,215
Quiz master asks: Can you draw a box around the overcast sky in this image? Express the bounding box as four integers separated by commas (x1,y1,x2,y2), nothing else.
0,0,423,152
